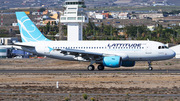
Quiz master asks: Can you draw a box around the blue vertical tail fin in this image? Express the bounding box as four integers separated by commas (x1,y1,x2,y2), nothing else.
16,12,51,42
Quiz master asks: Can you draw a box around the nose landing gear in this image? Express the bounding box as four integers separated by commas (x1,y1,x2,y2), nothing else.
148,61,153,70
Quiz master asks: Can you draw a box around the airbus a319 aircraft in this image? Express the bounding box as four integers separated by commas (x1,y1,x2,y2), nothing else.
13,12,176,71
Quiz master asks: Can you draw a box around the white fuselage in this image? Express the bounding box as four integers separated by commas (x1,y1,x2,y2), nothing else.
16,40,176,62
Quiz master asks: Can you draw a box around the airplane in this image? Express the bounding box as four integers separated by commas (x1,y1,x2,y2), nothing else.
13,12,176,71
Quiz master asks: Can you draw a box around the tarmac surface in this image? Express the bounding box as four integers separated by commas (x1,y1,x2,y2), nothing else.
1,93,180,97
0,69,180,73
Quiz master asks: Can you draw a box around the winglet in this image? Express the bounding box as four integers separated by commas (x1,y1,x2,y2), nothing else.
15,12,51,42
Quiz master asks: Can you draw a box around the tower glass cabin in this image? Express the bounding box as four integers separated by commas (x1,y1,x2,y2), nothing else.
60,0,89,41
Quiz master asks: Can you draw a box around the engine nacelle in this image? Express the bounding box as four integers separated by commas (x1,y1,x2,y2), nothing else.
96,56,122,68
121,61,135,67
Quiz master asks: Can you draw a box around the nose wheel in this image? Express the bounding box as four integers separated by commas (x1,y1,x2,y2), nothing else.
148,61,153,71
148,67,153,70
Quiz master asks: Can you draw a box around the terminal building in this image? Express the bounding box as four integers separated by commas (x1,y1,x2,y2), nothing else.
60,0,89,41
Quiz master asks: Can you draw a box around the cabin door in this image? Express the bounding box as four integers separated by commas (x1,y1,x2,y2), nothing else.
44,45,50,55
146,42,152,54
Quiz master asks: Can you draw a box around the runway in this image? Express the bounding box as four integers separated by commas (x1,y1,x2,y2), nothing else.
0,69,179,73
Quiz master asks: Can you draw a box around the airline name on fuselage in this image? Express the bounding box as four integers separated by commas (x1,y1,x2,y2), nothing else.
108,43,141,47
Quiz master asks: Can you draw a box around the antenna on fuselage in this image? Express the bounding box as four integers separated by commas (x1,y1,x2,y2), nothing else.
147,38,149,41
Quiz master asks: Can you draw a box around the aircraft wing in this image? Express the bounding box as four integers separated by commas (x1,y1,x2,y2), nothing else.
60,49,104,60
59,49,127,60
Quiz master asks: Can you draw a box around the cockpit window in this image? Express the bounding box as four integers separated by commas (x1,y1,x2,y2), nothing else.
158,46,168,49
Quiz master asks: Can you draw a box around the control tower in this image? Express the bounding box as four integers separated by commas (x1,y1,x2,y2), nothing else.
60,0,89,41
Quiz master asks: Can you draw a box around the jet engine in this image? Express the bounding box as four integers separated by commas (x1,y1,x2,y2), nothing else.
96,56,122,68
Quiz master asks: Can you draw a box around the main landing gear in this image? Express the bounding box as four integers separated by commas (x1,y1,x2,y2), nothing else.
87,64,104,71
148,61,153,70
97,65,104,70
87,65,95,71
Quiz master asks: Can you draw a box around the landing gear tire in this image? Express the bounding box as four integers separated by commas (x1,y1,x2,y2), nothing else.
148,67,153,71
87,65,95,71
97,65,104,71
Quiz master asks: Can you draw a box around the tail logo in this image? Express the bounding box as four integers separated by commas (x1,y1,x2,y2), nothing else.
16,12,50,42
48,47,53,52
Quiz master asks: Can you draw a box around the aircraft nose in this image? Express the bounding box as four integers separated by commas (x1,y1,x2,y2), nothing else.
169,49,176,58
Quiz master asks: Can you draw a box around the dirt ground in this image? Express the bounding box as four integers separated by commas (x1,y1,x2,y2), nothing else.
0,58,180,70
0,58,180,101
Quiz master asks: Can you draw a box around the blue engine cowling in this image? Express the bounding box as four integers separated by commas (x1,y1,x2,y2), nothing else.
121,61,135,67
96,56,122,68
